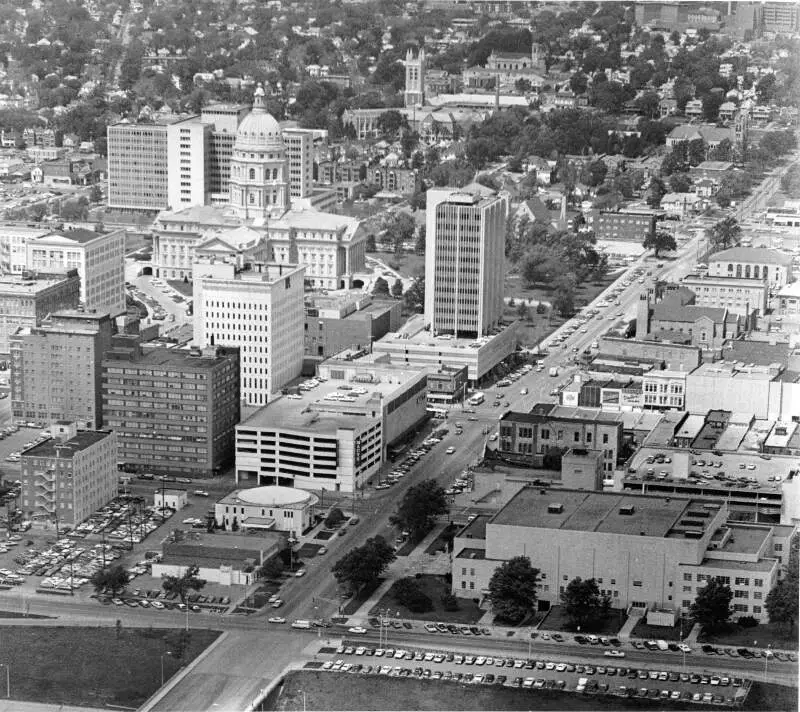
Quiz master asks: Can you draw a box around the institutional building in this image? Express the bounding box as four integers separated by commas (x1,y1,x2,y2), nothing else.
0,271,80,356
19,422,117,528
594,208,662,243
166,117,211,210
680,273,768,320
215,485,318,537
708,247,793,289
193,261,305,407
235,355,428,493
282,127,313,200
106,119,172,212
10,311,114,429
451,487,792,622
200,103,250,203
101,341,240,477
26,228,126,317
425,185,508,339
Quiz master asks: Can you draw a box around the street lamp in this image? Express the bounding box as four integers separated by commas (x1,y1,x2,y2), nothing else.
160,651,172,687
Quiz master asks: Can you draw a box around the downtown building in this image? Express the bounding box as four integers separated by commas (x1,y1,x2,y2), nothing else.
10,310,114,429
19,421,117,528
451,487,794,622
101,340,240,478
193,261,305,408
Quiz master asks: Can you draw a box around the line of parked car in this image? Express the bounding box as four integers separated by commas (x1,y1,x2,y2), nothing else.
377,433,445,490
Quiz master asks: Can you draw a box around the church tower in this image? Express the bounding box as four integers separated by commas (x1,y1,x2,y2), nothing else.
636,292,651,340
734,109,749,162
531,41,544,72
404,48,426,108
228,84,290,222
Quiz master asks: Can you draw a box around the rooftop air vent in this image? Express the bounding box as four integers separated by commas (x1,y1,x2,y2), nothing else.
547,503,564,514
619,505,635,515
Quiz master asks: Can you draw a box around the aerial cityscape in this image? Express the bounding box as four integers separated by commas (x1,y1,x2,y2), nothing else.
0,0,797,711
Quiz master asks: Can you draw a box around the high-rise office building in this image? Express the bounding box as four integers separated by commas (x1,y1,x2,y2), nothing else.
26,228,126,317
424,185,508,339
200,103,250,204
282,127,313,199
106,120,174,212
193,261,305,407
101,341,240,478
19,422,117,528
167,117,212,210
10,310,114,429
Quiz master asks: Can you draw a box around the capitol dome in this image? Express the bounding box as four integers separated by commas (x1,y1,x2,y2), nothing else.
235,84,284,151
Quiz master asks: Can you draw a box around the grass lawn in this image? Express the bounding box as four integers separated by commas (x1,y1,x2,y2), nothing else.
631,618,691,642
700,621,798,650
0,626,219,708
270,670,794,711
369,574,484,624
541,605,626,636
166,279,193,297
370,250,425,280
341,577,384,616
424,524,457,556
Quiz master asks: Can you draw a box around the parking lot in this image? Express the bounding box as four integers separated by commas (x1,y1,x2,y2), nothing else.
0,425,52,480
309,642,752,707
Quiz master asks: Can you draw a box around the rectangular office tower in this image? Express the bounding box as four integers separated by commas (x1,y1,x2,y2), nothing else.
424,186,508,339
101,342,240,478
193,261,305,407
10,311,114,429
106,120,173,212
282,127,313,200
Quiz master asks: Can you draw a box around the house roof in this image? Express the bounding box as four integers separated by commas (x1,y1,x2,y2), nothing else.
518,197,551,223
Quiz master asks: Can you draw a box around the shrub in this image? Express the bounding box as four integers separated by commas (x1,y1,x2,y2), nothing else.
393,577,434,613
325,507,345,528
737,615,758,628
441,592,460,612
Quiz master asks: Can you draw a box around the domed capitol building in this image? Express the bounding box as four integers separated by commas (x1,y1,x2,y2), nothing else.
151,85,367,290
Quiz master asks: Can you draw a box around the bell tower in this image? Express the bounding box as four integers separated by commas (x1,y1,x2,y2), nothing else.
404,48,426,108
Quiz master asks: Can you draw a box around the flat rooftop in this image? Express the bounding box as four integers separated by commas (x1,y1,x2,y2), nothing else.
491,487,720,538
240,374,413,432
22,431,111,459
716,525,770,555
0,274,73,295
386,313,511,350
104,346,235,371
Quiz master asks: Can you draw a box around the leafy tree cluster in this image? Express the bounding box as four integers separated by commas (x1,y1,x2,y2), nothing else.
161,564,206,605
392,577,434,613
690,577,733,633
643,230,677,258
765,533,798,630
488,556,540,625
708,217,742,253
90,565,130,596
332,535,396,594
560,577,611,631
390,480,448,542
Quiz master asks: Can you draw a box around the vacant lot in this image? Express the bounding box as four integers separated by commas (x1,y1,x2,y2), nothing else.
700,621,798,650
269,671,797,711
0,626,219,708
370,574,484,625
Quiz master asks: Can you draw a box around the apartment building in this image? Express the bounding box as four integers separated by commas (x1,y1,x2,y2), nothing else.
19,422,117,528
193,261,305,407
106,120,172,212
451,487,789,622
26,229,126,317
167,117,211,210
0,271,80,356
10,311,114,429
101,342,240,478
0,225,48,274
497,404,624,472
594,208,663,243
425,185,508,338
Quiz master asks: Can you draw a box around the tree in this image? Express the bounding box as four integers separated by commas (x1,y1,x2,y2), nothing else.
384,211,415,252
516,301,530,322
377,109,407,139
688,138,706,167
259,556,285,580
669,172,692,194
691,578,733,632
89,183,103,203
702,93,723,122
161,564,206,605
520,246,563,287
332,535,396,594
324,507,346,528
560,577,611,631
90,565,129,596
372,276,390,297
645,176,666,208
365,234,377,252
403,276,425,313
391,278,404,298
487,556,540,625
390,479,447,542
634,92,661,120
552,273,577,318
414,224,426,254
765,533,798,629
392,577,433,613
642,230,677,258
709,217,742,252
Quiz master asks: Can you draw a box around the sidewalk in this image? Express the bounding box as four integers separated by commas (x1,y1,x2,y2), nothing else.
617,612,641,641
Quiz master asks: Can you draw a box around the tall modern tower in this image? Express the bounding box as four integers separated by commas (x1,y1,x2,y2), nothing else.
424,185,508,339
404,48,426,108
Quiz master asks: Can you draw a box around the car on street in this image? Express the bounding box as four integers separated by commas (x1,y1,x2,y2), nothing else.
348,626,368,634
268,616,286,623
604,650,625,658
271,599,284,608
446,447,455,454
193,490,209,497
295,569,307,577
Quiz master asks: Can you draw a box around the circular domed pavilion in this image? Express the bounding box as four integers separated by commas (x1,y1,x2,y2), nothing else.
216,485,319,538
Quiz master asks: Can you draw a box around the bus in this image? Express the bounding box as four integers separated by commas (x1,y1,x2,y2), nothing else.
468,392,485,406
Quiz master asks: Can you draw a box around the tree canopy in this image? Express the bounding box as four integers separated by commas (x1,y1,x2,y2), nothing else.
560,577,611,631
765,533,798,630
642,230,677,258
709,217,742,252
90,565,129,596
390,479,448,542
332,535,396,594
161,564,206,605
690,578,733,632
488,556,540,625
